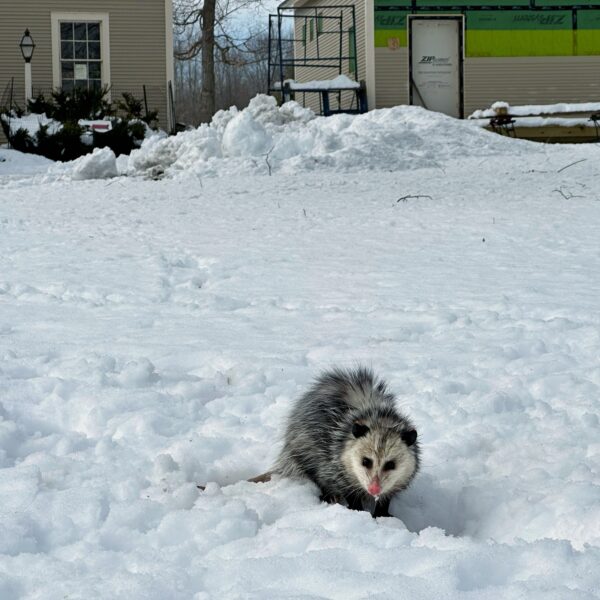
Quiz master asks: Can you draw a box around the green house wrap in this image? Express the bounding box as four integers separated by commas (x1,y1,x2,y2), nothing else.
374,2,600,56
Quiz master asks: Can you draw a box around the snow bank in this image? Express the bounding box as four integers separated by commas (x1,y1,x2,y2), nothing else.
125,94,529,179
45,146,119,181
71,147,119,180
0,148,54,176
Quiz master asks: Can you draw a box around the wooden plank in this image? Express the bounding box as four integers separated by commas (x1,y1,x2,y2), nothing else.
484,123,600,143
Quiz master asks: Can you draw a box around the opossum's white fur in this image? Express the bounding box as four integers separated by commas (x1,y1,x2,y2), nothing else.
273,367,419,517
340,423,417,499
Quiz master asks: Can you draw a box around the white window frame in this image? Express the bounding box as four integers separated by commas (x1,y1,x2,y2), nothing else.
51,12,111,99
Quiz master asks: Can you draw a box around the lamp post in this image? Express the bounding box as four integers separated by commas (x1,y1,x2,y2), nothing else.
19,29,35,105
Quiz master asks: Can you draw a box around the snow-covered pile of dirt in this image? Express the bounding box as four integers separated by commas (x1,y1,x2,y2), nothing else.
125,95,533,179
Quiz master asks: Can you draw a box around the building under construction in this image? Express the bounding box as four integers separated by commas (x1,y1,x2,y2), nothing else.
268,1,600,119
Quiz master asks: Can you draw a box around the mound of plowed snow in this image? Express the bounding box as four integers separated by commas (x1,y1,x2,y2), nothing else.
126,95,534,179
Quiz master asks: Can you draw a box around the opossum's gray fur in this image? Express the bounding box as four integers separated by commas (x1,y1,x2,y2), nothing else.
273,366,419,517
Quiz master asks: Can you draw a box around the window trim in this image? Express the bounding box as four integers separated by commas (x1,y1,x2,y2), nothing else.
51,12,111,98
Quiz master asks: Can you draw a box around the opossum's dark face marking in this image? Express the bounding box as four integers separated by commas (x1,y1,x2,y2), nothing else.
352,423,369,438
341,427,418,498
401,429,417,447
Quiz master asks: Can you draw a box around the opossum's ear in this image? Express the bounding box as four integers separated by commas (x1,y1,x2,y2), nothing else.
352,423,370,438
402,429,417,447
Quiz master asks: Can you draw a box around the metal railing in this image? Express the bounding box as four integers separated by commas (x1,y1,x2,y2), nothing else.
268,4,362,114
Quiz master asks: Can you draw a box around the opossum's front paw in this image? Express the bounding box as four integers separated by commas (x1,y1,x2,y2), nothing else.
373,500,391,518
345,494,365,511
320,493,342,504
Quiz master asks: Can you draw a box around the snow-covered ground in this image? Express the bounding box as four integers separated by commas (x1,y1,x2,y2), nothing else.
0,149,54,178
1,101,600,599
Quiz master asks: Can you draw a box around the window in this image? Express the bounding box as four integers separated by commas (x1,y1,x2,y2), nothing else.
310,19,315,42
59,21,102,91
317,14,324,36
302,22,307,47
51,13,110,95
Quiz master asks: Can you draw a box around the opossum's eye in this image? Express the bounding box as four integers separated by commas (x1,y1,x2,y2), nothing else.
352,423,370,438
402,429,417,447
383,460,395,471
362,457,373,469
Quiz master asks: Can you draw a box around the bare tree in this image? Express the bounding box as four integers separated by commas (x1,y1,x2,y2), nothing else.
174,0,266,124
215,29,270,109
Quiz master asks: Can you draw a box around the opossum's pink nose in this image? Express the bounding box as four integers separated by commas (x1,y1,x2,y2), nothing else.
368,479,381,496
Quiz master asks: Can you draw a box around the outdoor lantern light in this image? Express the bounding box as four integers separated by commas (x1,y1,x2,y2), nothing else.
19,29,35,62
19,29,35,104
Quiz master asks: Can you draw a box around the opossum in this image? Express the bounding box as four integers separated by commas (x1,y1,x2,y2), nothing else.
273,366,419,517
197,367,419,517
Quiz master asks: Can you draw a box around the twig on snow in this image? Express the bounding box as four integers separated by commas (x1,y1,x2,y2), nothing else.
396,194,433,203
557,158,587,173
553,187,584,200
104,179,126,188
264,146,275,176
